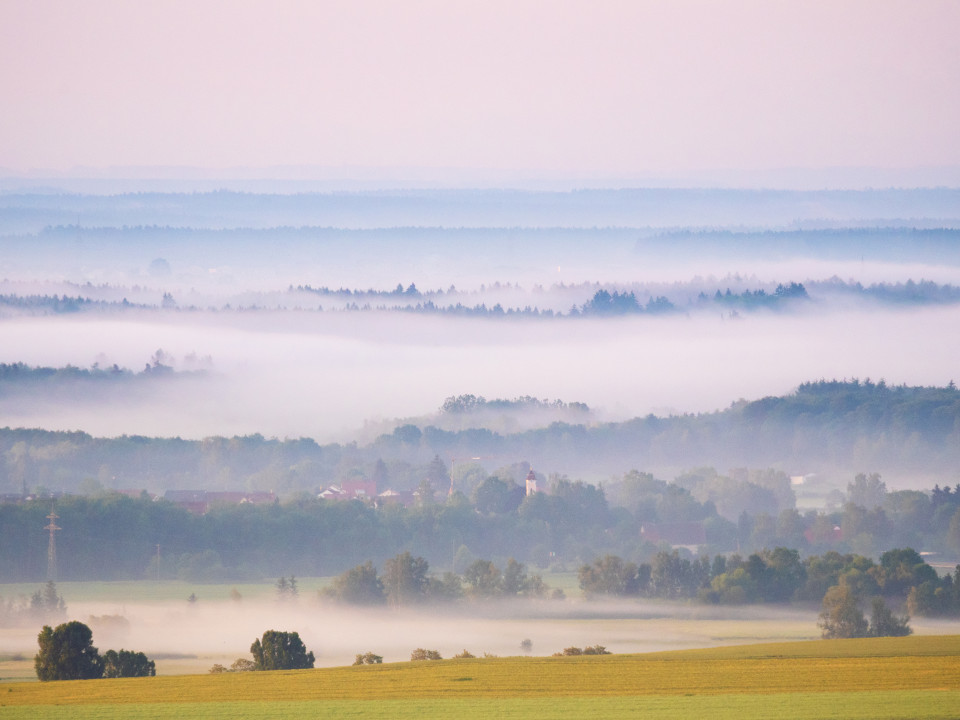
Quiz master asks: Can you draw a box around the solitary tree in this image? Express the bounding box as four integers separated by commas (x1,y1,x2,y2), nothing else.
35,621,104,681
250,630,315,670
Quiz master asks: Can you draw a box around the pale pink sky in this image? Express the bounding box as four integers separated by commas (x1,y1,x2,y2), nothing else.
1,0,958,180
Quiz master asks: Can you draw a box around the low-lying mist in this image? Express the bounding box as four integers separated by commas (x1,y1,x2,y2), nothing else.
2,304,958,443
5,597,827,674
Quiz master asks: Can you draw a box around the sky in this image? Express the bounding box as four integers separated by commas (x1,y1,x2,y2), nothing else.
1,0,959,184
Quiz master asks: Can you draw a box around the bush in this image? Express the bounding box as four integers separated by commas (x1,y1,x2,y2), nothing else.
410,648,442,661
553,644,611,657
583,645,611,655
453,649,475,658
353,652,383,665
210,658,256,674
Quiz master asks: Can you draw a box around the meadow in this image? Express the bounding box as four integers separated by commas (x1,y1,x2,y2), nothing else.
0,636,957,719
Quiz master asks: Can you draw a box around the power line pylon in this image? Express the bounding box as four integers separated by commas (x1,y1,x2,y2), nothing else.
45,509,60,582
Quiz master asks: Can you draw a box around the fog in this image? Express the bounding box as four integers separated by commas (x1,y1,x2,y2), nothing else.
1,301,958,443
2,597,830,674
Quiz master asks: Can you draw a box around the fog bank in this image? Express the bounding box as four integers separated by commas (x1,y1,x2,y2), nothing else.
2,305,958,443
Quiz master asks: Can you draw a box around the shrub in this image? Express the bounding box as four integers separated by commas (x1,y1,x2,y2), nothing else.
583,645,611,655
453,649,475,658
353,652,383,665
410,648,442,661
553,644,611,657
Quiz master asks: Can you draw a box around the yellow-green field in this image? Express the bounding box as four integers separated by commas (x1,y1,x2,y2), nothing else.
1,636,957,719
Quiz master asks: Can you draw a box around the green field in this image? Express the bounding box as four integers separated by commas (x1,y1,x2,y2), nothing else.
1,636,957,719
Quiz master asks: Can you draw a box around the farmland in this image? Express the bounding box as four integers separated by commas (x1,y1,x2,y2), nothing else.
1,636,957,719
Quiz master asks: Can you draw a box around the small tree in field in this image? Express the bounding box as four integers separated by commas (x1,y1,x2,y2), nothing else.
250,630,315,670
35,621,103,681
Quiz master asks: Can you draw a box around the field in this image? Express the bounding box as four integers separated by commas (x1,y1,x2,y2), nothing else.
1,577,832,679
1,636,957,719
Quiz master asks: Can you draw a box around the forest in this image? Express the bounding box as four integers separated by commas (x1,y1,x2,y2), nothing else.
2,379,958,497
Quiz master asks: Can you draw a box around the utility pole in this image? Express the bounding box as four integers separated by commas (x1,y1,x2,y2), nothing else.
45,509,60,582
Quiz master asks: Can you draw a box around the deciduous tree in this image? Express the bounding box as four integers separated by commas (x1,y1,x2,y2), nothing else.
250,630,315,671
35,621,104,681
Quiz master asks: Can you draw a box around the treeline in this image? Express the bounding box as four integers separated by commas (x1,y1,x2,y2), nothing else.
440,394,590,415
2,380,957,493
4,277,960,317
3,465,960,584
576,547,949,611
324,552,561,606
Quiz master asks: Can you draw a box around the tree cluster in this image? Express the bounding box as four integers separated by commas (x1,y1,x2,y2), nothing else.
326,552,557,606
35,621,154,681
250,630,314,671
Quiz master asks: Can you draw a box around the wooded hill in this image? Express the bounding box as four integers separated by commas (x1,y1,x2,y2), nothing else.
1,380,957,497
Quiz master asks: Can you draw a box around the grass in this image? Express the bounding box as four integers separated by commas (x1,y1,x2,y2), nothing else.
0,579,332,604
3,693,960,720
1,636,957,718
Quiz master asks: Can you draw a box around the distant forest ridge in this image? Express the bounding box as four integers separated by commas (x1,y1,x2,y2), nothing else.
1,379,958,495
3,277,959,317
2,186,959,231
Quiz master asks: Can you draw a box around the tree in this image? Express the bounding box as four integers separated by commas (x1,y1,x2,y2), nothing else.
473,476,522,515
847,473,887,509
328,561,386,605
250,630,315,671
868,597,912,637
30,581,66,622
502,558,529,596
35,621,104,681
382,552,430,606
426,455,449,489
578,555,641,598
276,575,299,601
103,649,156,678
353,651,383,665
463,559,503,598
410,648,442,661
818,584,868,639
